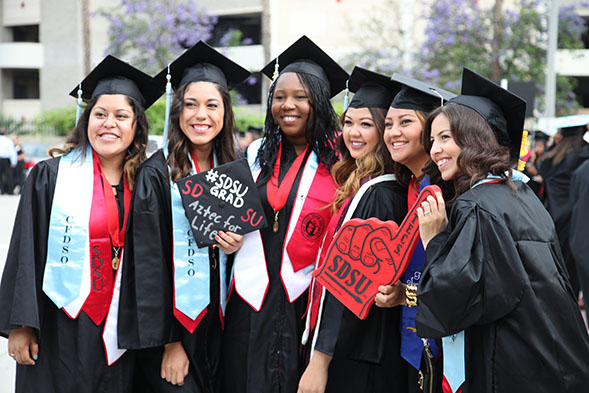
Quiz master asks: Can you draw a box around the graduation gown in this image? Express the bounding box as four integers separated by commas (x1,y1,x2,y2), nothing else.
222,141,330,393
0,158,135,393
539,147,589,294
118,150,223,393
569,154,589,302
314,179,412,393
415,181,589,393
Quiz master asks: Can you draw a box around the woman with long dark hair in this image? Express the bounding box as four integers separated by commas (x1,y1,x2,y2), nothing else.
377,74,455,393
415,68,589,393
539,122,589,297
0,56,159,393
222,36,348,393
118,41,250,393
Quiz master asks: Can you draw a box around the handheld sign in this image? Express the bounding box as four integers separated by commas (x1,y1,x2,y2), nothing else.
313,185,441,319
176,159,268,248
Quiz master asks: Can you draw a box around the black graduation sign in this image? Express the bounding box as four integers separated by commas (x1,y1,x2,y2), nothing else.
176,159,268,247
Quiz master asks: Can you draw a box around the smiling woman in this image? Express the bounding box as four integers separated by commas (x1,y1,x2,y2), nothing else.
117,41,250,393
222,36,348,393
0,55,160,393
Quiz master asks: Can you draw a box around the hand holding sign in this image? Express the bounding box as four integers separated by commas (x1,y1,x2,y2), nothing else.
176,159,267,248
313,185,441,319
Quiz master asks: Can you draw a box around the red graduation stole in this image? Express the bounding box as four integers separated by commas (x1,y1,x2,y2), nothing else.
82,150,131,326
266,142,310,233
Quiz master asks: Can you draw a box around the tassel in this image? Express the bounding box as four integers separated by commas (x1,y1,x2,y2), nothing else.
162,64,172,149
272,56,280,82
343,79,350,111
430,88,444,107
75,83,83,126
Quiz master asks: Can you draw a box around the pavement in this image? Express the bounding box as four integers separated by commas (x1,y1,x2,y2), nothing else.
0,195,20,393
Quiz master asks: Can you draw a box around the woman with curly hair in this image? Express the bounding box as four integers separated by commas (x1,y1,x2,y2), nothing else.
0,56,159,393
118,41,250,393
415,68,589,393
222,36,348,393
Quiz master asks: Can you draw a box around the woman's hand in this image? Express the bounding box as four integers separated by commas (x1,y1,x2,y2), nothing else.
297,350,332,393
375,281,406,308
161,341,189,386
8,326,38,365
214,231,243,255
417,191,448,249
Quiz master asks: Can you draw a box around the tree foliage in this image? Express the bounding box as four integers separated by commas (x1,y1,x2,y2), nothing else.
416,0,587,115
95,0,217,74
343,0,587,116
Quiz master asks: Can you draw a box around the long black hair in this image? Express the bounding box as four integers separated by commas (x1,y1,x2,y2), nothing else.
255,72,339,184
166,81,237,182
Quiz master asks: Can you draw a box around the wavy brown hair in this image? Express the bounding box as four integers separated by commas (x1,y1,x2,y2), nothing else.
422,103,514,205
543,132,587,166
49,95,149,189
166,81,237,182
331,107,392,213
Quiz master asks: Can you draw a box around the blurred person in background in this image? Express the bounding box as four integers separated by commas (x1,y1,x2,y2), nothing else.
539,121,589,300
12,135,26,194
0,128,17,194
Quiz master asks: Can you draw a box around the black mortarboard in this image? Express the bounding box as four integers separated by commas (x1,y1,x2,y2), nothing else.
176,159,267,247
390,73,456,112
68,55,161,108
155,41,251,91
533,130,550,142
449,68,526,160
347,67,400,110
560,125,587,137
260,36,349,98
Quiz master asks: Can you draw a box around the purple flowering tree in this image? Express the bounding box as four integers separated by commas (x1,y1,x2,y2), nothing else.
95,0,217,74
418,0,587,115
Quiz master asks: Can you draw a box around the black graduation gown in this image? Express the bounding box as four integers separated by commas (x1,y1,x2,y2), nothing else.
314,180,415,393
569,154,589,302
0,158,135,393
118,150,223,393
539,147,589,294
221,142,317,393
415,181,589,393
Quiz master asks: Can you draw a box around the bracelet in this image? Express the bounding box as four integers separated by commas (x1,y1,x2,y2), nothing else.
405,284,418,307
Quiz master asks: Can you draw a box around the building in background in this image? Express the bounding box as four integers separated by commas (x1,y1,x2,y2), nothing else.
0,0,588,120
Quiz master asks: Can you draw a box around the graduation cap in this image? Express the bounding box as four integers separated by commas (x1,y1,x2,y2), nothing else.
176,159,267,248
260,35,349,98
68,55,161,125
449,68,526,160
69,55,161,109
154,41,251,144
390,73,456,112
346,66,400,110
533,130,550,143
154,40,251,91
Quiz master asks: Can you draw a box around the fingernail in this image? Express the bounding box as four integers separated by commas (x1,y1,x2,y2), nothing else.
33,354,38,360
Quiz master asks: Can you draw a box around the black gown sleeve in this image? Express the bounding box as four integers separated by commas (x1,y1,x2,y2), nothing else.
0,159,58,337
118,151,182,349
569,161,589,277
415,200,528,338
314,181,407,359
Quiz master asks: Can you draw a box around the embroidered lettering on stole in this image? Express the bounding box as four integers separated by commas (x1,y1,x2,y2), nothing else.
164,148,228,333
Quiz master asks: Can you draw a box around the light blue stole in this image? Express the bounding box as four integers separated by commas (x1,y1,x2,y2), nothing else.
443,170,529,392
43,145,94,316
163,148,228,321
